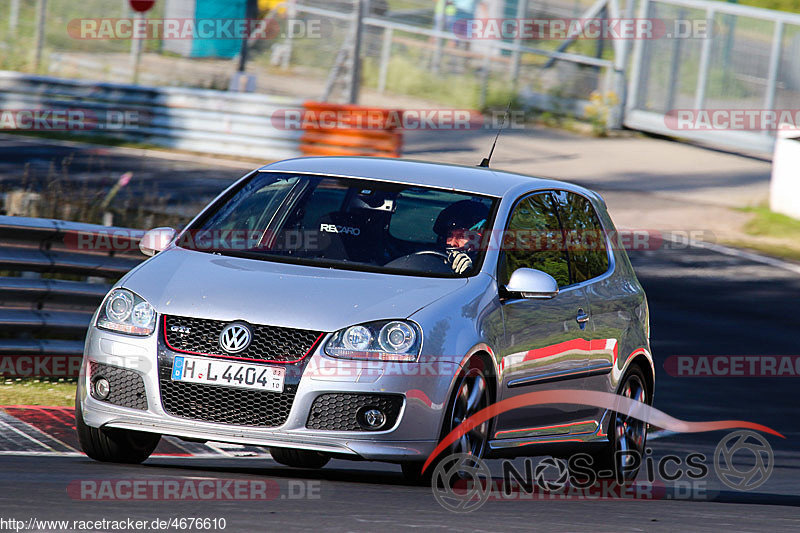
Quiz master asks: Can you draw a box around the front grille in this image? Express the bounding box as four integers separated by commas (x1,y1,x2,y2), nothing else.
163,315,323,363
89,361,148,410
159,376,297,427
306,393,404,431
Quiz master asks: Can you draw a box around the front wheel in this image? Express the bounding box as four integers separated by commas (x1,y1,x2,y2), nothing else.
588,366,649,482
401,363,490,484
75,400,160,464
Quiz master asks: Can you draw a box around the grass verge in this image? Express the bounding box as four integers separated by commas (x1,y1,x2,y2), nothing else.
0,379,77,407
740,205,800,239
722,205,800,262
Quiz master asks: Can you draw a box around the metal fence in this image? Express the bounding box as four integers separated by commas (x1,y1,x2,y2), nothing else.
0,71,302,160
625,0,800,154
0,216,144,372
3,0,800,154
282,0,615,118
1,0,615,120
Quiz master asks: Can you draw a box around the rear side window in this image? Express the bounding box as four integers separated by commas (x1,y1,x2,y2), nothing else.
552,191,609,283
499,193,570,287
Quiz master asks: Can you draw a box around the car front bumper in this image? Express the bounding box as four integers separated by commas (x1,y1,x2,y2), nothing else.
78,326,461,462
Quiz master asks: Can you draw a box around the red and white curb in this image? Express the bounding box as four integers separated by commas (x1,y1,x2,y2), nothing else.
0,406,271,458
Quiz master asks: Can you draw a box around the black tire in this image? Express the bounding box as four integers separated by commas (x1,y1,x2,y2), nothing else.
75,399,160,464
400,461,432,485
401,360,491,485
269,447,330,469
587,366,649,482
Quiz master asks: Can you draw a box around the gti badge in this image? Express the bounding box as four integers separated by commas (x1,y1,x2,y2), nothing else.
170,325,191,336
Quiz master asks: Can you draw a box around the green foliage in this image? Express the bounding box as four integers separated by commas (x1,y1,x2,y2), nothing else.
0,379,77,407
739,0,800,13
361,53,517,111
739,205,800,237
584,91,619,137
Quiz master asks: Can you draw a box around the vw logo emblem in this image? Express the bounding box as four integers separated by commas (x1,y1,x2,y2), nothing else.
219,323,252,354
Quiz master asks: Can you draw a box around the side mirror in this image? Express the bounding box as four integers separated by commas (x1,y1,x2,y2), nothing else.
139,227,176,257
505,268,559,299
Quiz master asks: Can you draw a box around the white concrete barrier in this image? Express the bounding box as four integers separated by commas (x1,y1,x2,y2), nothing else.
770,128,800,220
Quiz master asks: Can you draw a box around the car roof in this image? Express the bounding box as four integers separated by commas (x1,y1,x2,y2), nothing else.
259,156,591,199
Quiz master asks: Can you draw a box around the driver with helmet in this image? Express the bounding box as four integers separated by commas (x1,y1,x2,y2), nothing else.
432,200,489,274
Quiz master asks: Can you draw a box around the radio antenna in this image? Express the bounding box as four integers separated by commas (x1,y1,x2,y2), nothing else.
478,99,513,168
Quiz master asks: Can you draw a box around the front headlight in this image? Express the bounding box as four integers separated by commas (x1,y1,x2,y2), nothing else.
96,288,156,336
325,320,421,362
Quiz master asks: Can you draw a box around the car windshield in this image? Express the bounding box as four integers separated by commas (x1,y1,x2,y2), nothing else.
177,172,498,277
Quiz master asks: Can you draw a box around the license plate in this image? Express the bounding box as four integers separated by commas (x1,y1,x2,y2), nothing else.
171,356,285,393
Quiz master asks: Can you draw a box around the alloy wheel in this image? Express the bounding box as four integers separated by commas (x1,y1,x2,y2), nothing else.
612,373,648,479
448,367,489,459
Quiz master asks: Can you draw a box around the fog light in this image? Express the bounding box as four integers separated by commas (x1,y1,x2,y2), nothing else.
94,378,111,400
357,407,386,430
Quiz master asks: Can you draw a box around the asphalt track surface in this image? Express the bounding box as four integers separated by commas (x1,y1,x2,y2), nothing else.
1,138,799,532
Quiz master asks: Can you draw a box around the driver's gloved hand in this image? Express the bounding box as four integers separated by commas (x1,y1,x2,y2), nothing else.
448,250,473,274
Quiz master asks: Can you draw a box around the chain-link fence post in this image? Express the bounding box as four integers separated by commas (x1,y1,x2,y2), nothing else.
346,0,365,104
608,0,632,128
479,43,493,110
130,11,144,84
282,0,298,70
431,1,446,74
625,0,650,115
9,0,20,36
509,0,528,85
693,6,716,111
378,27,393,93
664,8,687,113
763,20,784,136
33,0,48,73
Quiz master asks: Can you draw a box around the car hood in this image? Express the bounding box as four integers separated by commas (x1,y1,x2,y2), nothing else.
122,247,468,332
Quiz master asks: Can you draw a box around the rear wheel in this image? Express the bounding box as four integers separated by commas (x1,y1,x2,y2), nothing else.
75,400,160,464
269,447,330,469
401,363,490,484
589,366,649,482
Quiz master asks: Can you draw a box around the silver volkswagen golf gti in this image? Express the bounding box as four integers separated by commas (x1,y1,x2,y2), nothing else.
77,157,653,481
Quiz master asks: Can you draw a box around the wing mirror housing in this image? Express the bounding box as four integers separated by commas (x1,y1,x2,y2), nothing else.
139,227,176,257
505,268,559,299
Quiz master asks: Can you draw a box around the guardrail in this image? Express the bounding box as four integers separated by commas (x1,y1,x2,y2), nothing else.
0,71,413,159
0,216,145,377
0,71,304,161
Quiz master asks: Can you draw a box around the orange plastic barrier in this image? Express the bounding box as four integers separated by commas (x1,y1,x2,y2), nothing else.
299,102,403,158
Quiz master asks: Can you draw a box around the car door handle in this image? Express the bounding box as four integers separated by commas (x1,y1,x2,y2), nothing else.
576,309,590,327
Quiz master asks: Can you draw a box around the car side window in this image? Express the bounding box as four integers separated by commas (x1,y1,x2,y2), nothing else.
552,191,610,283
499,192,570,288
